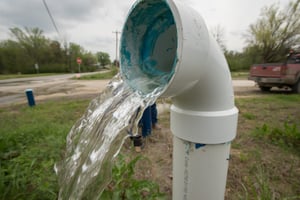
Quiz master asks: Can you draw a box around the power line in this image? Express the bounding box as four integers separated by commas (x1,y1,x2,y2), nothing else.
42,0,71,70
42,0,61,38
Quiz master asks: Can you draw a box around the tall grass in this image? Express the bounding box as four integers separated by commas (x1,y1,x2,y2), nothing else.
0,100,89,199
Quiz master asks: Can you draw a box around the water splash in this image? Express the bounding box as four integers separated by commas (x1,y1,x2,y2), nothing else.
55,74,165,200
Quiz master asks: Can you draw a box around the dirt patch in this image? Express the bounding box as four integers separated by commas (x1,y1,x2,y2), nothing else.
121,108,173,198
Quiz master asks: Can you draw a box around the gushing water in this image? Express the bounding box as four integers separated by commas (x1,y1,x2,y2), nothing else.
55,73,167,200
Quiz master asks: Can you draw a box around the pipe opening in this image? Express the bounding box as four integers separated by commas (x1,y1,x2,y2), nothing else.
120,0,178,95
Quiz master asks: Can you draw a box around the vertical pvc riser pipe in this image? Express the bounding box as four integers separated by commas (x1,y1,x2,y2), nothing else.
120,0,239,199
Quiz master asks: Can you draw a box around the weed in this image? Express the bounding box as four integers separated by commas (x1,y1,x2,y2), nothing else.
101,154,166,200
248,149,262,161
239,152,249,162
231,142,242,149
242,112,256,120
250,165,274,200
252,122,300,152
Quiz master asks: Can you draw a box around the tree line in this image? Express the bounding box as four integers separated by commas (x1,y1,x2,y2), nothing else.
0,0,299,74
0,27,111,74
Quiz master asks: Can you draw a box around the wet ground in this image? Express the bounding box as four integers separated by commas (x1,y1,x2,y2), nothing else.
0,74,109,107
1,74,292,107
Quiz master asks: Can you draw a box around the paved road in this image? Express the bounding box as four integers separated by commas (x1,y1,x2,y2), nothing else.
232,79,255,87
0,74,76,84
0,74,255,107
0,73,110,107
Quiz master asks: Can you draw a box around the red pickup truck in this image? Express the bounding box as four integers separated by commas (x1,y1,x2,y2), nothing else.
248,52,300,93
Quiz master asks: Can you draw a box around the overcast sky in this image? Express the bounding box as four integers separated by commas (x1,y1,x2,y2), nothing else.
0,0,290,60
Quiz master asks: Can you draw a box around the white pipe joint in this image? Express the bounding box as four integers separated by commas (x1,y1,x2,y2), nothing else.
120,0,238,143
120,0,238,199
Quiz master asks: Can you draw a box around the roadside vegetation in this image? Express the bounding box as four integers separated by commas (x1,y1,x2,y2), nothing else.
75,66,119,80
0,27,112,74
0,93,299,199
0,73,58,80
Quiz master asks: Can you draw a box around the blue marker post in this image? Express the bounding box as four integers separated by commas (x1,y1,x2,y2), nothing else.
25,89,36,107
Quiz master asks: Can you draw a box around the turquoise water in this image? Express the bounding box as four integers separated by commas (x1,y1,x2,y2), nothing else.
120,0,177,95
55,74,167,200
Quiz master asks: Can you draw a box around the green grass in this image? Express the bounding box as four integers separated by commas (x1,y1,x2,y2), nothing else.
0,99,90,200
228,94,300,199
241,95,300,152
0,93,300,199
0,96,166,200
75,67,119,80
231,71,249,79
0,73,59,80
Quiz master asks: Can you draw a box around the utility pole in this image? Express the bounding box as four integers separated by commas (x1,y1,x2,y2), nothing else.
113,30,121,66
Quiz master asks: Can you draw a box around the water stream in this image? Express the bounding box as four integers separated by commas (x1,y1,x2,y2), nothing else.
55,74,167,200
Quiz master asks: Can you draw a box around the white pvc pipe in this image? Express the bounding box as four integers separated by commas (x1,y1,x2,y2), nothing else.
120,0,238,199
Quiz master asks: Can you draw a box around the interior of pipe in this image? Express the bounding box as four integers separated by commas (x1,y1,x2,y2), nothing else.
120,0,178,94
